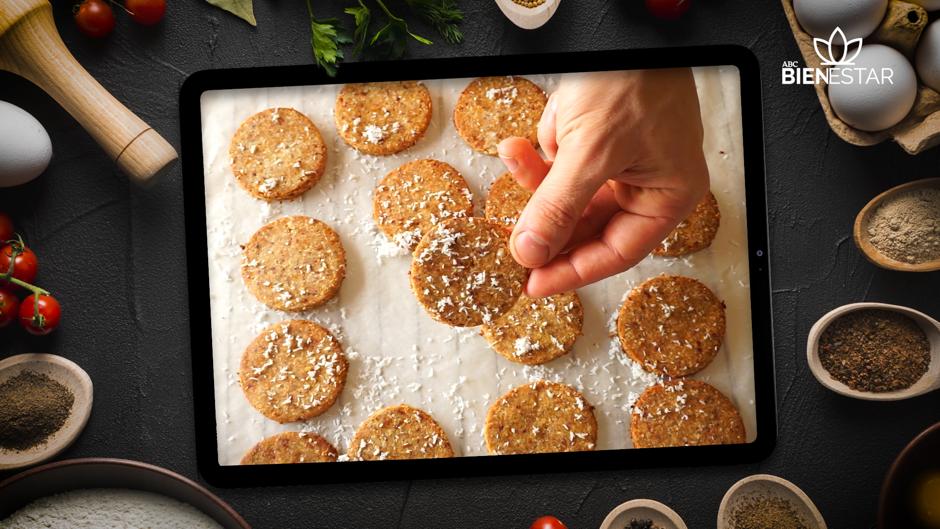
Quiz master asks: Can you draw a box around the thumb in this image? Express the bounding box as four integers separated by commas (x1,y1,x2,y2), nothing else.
510,143,609,268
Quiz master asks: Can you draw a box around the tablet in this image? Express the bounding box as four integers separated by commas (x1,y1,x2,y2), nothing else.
179,46,775,486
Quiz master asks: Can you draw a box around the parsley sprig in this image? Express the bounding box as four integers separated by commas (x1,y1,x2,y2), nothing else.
305,0,464,76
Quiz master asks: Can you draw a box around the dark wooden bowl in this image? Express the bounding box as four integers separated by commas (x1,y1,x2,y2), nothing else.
0,458,250,528
879,422,940,529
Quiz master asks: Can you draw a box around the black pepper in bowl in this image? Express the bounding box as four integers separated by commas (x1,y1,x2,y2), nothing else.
0,370,74,451
818,309,930,393
625,519,662,529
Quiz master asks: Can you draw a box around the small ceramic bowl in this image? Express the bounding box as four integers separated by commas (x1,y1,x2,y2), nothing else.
879,421,940,529
493,0,561,30
0,458,250,528
717,474,826,529
806,302,940,401
853,177,940,273
0,353,93,470
599,499,688,529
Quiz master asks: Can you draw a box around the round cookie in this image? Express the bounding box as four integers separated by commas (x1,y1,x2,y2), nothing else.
347,404,454,460
454,76,547,156
616,275,726,377
484,380,597,455
230,107,327,201
410,217,528,327
242,216,346,312
653,191,721,257
241,431,338,465
480,291,583,365
239,320,348,423
334,81,432,155
630,379,746,448
373,159,474,251
485,171,532,228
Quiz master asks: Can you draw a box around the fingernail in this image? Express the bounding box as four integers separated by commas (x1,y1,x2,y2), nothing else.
499,155,519,172
513,231,550,266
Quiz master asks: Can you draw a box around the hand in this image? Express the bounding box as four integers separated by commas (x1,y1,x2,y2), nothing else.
497,68,710,297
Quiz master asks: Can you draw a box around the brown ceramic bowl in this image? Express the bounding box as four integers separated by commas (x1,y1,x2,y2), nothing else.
0,458,250,528
879,422,940,529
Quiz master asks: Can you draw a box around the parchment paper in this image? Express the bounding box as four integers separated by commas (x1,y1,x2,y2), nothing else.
199,66,755,465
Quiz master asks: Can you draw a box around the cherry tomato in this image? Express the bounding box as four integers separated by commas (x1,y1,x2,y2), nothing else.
530,516,568,529
74,0,116,38
126,0,166,25
19,293,61,335
645,0,691,20
0,288,19,328
0,213,13,243
0,244,38,287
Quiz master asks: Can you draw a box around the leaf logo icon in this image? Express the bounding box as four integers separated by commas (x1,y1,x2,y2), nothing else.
814,27,863,66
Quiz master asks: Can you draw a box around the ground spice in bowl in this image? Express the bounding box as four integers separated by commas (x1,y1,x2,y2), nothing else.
867,187,940,265
818,309,930,393
512,0,547,7
729,493,811,529
0,370,74,451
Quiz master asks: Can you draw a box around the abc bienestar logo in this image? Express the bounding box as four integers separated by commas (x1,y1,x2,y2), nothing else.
782,27,894,86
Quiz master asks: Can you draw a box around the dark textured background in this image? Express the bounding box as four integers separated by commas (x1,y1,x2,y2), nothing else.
2,1,940,527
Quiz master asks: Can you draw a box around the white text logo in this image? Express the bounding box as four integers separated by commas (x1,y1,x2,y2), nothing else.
782,28,893,86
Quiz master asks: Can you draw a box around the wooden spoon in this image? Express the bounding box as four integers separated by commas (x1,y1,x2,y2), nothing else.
807,302,940,401
0,353,93,470
599,499,688,529
717,474,826,529
0,0,177,183
493,0,562,30
853,177,940,272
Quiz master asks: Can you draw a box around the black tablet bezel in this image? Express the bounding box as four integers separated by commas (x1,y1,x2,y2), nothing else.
179,45,775,487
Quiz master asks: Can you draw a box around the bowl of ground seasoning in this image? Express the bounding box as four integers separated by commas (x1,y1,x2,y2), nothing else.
854,177,940,272
807,303,940,401
599,499,688,529
717,474,826,529
0,353,93,470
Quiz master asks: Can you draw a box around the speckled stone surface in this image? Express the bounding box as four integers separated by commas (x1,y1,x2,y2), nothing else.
1,1,939,527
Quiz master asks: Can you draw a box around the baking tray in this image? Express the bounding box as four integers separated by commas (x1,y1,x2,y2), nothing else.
781,0,940,154
179,46,776,486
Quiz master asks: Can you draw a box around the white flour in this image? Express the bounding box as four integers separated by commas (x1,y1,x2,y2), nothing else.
0,489,223,529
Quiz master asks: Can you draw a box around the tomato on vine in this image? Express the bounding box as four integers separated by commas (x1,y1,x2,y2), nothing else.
0,241,38,287
74,0,116,38
126,0,166,25
0,289,19,328
530,516,568,529
19,294,61,335
645,0,691,20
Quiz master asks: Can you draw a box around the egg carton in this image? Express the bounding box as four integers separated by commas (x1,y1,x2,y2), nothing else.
782,0,940,154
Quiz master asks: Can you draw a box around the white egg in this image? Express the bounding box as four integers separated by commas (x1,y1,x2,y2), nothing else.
916,20,940,92
908,0,940,11
829,44,918,131
0,101,52,187
794,0,887,39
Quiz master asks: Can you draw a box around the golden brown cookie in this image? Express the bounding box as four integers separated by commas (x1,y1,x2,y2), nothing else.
485,171,532,228
484,381,597,455
240,431,338,465
347,404,454,460
617,275,725,377
630,379,746,448
453,77,547,156
230,108,327,201
653,191,721,257
239,320,348,423
334,81,432,155
373,159,474,251
480,292,583,365
410,217,528,327
242,216,346,312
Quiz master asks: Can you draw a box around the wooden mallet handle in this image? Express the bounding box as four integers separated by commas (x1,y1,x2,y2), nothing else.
0,0,177,184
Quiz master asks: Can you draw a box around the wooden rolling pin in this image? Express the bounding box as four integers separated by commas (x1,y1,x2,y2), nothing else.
0,0,177,183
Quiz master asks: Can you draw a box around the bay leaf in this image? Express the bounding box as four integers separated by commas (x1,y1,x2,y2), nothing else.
205,0,257,26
